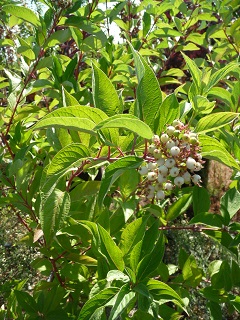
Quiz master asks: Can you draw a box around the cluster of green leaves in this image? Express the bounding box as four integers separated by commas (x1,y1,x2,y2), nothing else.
0,0,240,319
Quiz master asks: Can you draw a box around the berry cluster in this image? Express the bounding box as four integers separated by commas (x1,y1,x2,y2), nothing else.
138,120,204,201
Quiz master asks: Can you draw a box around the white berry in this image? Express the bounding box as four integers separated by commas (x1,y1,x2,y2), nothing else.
147,192,155,199
139,166,148,175
165,182,173,190
148,162,157,171
161,133,169,143
170,146,180,156
156,190,165,200
147,172,157,181
182,171,191,184
156,158,165,166
148,144,155,154
192,174,201,184
153,149,162,159
194,162,202,171
166,140,175,149
157,174,167,183
173,119,184,127
166,126,175,136
158,165,168,176
170,167,180,177
186,157,196,170
174,176,184,187
152,135,160,144
165,158,176,168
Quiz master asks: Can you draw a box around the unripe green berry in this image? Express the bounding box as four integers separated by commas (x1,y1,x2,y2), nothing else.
190,137,198,145
148,144,155,154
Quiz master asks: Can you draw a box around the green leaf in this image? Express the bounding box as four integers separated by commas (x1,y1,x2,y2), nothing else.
191,95,215,115
166,193,192,221
46,143,89,176
182,52,202,93
77,288,119,320
119,169,139,199
94,114,153,139
220,188,240,220
92,63,122,116
119,217,148,257
189,212,223,228
147,279,187,312
182,255,203,287
210,260,232,291
62,87,80,107
192,186,210,215
3,5,41,27
129,43,162,130
195,112,239,133
98,156,143,207
40,189,70,245
109,284,135,320
207,301,222,320
33,116,96,135
136,232,165,281
157,93,180,134
14,291,39,315
204,62,239,93
199,135,240,170
34,105,108,124
98,224,125,271
44,29,72,48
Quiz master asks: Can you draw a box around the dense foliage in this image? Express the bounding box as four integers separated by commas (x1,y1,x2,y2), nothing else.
0,0,240,319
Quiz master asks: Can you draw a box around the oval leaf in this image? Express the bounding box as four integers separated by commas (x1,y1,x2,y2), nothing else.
3,5,41,27
196,112,239,133
94,114,153,140
92,63,122,116
199,135,240,170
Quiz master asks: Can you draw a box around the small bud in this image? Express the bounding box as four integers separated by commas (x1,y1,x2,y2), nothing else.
165,158,176,168
174,176,184,187
156,190,165,200
155,183,163,191
161,133,169,143
170,167,180,177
